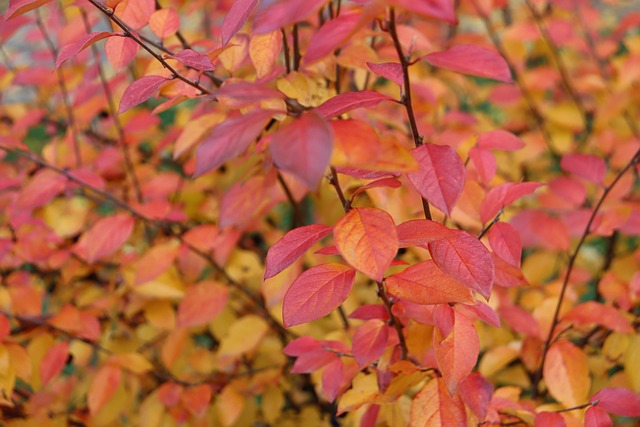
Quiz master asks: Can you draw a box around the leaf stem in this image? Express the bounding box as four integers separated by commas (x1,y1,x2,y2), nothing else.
377,281,409,360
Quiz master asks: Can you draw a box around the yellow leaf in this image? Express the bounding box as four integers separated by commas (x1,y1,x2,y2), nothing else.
144,300,176,330
216,385,244,427
134,267,185,299
108,353,153,374
173,113,224,159
250,31,282,79
542,103,584,131
43,197,90,238
338,372,379,414
624,334,640,392
262,385,284,424
603,332,629,361
217,315,269,369
478,345,519,377
543,341,591,408
277,72,326,107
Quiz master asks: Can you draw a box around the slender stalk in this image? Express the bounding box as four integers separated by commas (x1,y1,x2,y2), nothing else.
281,28,292,74
377,281,409,360
277,172,304,228
292,24,301,71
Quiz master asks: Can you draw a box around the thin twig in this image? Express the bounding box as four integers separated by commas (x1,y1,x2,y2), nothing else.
277,172,304,228
292,24,301,71
377,281,409,360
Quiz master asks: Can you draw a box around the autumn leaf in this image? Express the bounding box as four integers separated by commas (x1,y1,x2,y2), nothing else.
56,32,114,69
118,75,168,114
410,377,466,426
177,281,229,327
73,214,135,264
352,319,389,368
40,341,68,386
315,91,393,119
149,8,180,38
88,365,122,415
423,44,512,82
590,387,640,417
221,0,260,45
334,208,398,282
544,341,591,408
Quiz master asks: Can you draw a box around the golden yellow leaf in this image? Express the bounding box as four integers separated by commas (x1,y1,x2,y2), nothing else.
478,345,519,377
134,267,185,299
624,334,640,392
250,31,282,79
144,300,176,330
542,103,584,131
43,197,90,238
216,385,244,427
173,113,224,159
338,372,379,414
108,353,153,374
217,315,269,369
543,341,591,408
262,385,284,424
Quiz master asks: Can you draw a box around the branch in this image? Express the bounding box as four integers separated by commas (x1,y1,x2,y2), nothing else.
377,281,410,360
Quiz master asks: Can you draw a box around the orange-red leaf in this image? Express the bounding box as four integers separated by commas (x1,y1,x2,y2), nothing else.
352,319,389,368
56,32,114,69
410,377,466,426
488,222,522,267
149,8,180,38
40,341,68,386
3,0,51,21
423,44,512,83
17,168,67,209
544,341,591,408
264,224,333,279
177,281,229,327
385,260,475,305
561,153,606,184
334,208,398,282
73,214,135,264
119,75,168,114
433,305,479,394
534,412,566,427
114,0,154,30
270,112,333,189
428,230,494,299
315,90,393,119
477,130,525,151
88,365,122,415
563,302,633,333
396,219,454,247
366,62,403,86
303,12,360,65
283,263,356,327
172,49,216,71
591,387,640,417
222,0,260,44
585,406,612,427
105,36,139,72
181,384,212,417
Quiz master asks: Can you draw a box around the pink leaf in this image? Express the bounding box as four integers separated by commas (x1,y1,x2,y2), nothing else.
322,358,344,402
477,130,525,151
560,153,607,184
428,230,495,299
315,91,393,119
392,0,456,24
283,264,356,327
73,214,135,264
177,282,229,327
407,144,465,216
423,44,512,83
149,8,181,39
348,305,389,321
366,62,404,87
17,169,67,209
534,412,566,427
563,302,633,333
216,81,284,107
252,0,326,34
270,111,333,189
3,0,51,21
585,406,612,427
40,342,69,386
458,373,493,420
396,219,454,247
304,13,360,65
499,305,541,338
352,319,389,368
335,168,398,180
351,178,401,200
264,224,333,279
591,388,640,417
56,32,113,69
334,208,398,282
118,75,168,114
480,182,542,223
469,146,496,185
385,260,475,305
194,109,274,176
221,0,260,45
283,336,321,356
488,222,522,267
290,347,337,373
172,49,215,71
105,36,139,72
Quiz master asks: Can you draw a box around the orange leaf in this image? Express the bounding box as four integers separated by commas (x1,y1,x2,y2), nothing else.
88,365,122,415
181,384,211,417
216,385,244,426
73,214,135,264
543,341,591,408
149,8,180,39
410,377,466,426
177,281,229,327
40,341,68,386
334,208,398,282
135,240,180,284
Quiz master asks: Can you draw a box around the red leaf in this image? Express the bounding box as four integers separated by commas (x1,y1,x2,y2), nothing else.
534,412,566,427
392,0,457,25
290,347,338,373
480,182,542,223
591,388,640,417
469,147,496,184
105,35,139,72
283,336,322,356
477,130,525,151
351,178,401,201
334,208,398,281
407,144,465,216
3,0,51,21
17,169,67,209
172,49,215,71
304,13,360,65
216,81,284,108
252,0,326,34
457,301,501,327
218,175,271,228
433,305,479,393
560,153,607,184
221,0,260,45
118,75,168,114
348,305,389,321
385,260,475,305
488,222,522,267
0,314,9,342
585,406,612,427
423,44,512,83
428,230,495,299
149,8,180,39
264,224,333,279
40,341,69,386
178,281,229,327
88,365,122,415
336,168,398,180
322,358,344,402
499,305,541,338
366,62,404,87
352,319,389,368
396,219,454,247
283,263,356,327
56,32,113,69
315,91,393,119
563,302,633,333
493,254,529,288
458,373,493,420
194,109,274,176
270,111,333,189
73,214,135,264
410,377,466,426
181,384,212,417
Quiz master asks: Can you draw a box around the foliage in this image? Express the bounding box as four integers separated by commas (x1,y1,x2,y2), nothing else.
0,0,639,425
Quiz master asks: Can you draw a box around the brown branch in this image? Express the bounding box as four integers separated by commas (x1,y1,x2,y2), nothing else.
387,8,432,221
531,145,640,396
277,172,304,228
292,24,301,71
329,166,350,212
281,28,292,74
377,281,409,360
